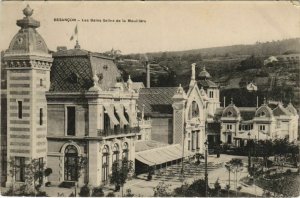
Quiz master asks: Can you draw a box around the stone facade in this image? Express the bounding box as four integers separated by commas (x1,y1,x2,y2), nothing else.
1,5,147,188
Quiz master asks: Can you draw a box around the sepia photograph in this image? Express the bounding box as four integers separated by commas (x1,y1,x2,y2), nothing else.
0,1,300,197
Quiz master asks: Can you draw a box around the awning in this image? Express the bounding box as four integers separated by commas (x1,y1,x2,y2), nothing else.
124,105,137,124
135,144,191,166
115,105,129,125
104,104,119,125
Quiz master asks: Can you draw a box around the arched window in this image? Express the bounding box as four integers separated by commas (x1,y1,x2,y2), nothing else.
102,145,109,182
122,142,129,160
112,144,119,163
64,145,78,181
189,101,199,120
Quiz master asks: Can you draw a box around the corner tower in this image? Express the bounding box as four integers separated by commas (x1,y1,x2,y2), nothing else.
4,5,52,186
197,67,220,116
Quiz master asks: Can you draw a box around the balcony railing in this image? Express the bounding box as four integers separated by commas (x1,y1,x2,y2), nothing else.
97,126,140,137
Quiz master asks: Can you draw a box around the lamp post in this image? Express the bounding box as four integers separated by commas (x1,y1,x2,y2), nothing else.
204,140,208,197
248,132,251,173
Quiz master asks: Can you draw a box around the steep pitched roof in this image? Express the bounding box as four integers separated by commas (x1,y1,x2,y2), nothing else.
286,103,297,116
137,87,178,116
273,104,291,116
49,48,120,92
197,79,218,88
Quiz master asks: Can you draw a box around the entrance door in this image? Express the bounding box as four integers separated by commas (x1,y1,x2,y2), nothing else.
227,134,232,144
64,145,78,181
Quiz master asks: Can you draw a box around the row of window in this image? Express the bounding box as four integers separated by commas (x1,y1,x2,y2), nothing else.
187,131,200,151
17,101,43,125
225,124,266,131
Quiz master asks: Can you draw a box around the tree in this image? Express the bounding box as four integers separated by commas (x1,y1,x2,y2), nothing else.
213,179,222,197
227,158,243,197
4,158,47,196
110,158,134,195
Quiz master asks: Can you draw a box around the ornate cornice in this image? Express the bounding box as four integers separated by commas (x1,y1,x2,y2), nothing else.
4,59,52,70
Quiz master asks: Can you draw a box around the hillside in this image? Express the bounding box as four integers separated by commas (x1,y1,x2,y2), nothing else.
117,38,300,108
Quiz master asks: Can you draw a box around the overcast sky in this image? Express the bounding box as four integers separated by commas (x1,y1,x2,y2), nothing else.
1,1,299,54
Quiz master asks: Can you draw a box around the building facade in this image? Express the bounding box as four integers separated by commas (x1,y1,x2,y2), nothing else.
220,99,299,146
1,5,150,187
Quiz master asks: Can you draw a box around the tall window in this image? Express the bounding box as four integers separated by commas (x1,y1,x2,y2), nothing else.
196,132,199,149
227,124,232,130
122,142,129,160
64,145,78,181
102,145,109,182
259,125,266,131
38,157,43,184
191,132,195,150
18,101,22,119
66,107,76,136
209,91,214,98
40,79,43,86
188,140,191,151
104,112,110,133
112,144,119,163
189,101,199,119
39,108,43,126
15,157,25,182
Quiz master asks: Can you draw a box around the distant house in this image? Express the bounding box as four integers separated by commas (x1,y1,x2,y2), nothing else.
264,56,278,65
246,82,258,92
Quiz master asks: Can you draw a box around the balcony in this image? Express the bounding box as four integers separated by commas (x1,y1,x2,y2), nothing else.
97,126,140,137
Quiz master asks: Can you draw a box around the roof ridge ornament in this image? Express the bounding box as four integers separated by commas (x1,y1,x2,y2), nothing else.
89,74,102,92
263,97,267,105
23,5,33,17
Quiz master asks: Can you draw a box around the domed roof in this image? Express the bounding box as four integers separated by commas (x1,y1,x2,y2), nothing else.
5,5,50,56
255,103,273,118
222,100,240,117
198,66,211,79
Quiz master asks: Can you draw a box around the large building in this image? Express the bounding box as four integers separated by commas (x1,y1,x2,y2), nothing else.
1,5,298,189
1,5,151,187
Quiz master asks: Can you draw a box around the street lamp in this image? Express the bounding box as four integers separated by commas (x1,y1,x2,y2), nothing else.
248,132,251,172
204,139,208,197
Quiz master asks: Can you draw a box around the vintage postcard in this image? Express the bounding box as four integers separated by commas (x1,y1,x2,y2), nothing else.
0,1,299,197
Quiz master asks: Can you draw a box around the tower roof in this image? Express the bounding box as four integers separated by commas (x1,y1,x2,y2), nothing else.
5,5,50,57
198,66,211,79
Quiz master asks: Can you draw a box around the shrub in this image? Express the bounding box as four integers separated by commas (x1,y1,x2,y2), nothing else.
286,169,292,175
79,185,91,197
106,192,115,197
124,188,135,197
153,182,173,197
44,168,53,177
91,187,104,197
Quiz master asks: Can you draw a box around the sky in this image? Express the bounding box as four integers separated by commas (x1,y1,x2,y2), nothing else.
0,1,299,54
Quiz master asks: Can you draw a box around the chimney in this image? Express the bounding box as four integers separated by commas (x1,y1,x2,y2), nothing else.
146,63,150,88
223,96,226,108
189,63,196,88
256,96,259,108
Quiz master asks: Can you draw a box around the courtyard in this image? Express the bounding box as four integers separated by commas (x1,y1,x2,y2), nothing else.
39,154,263,197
